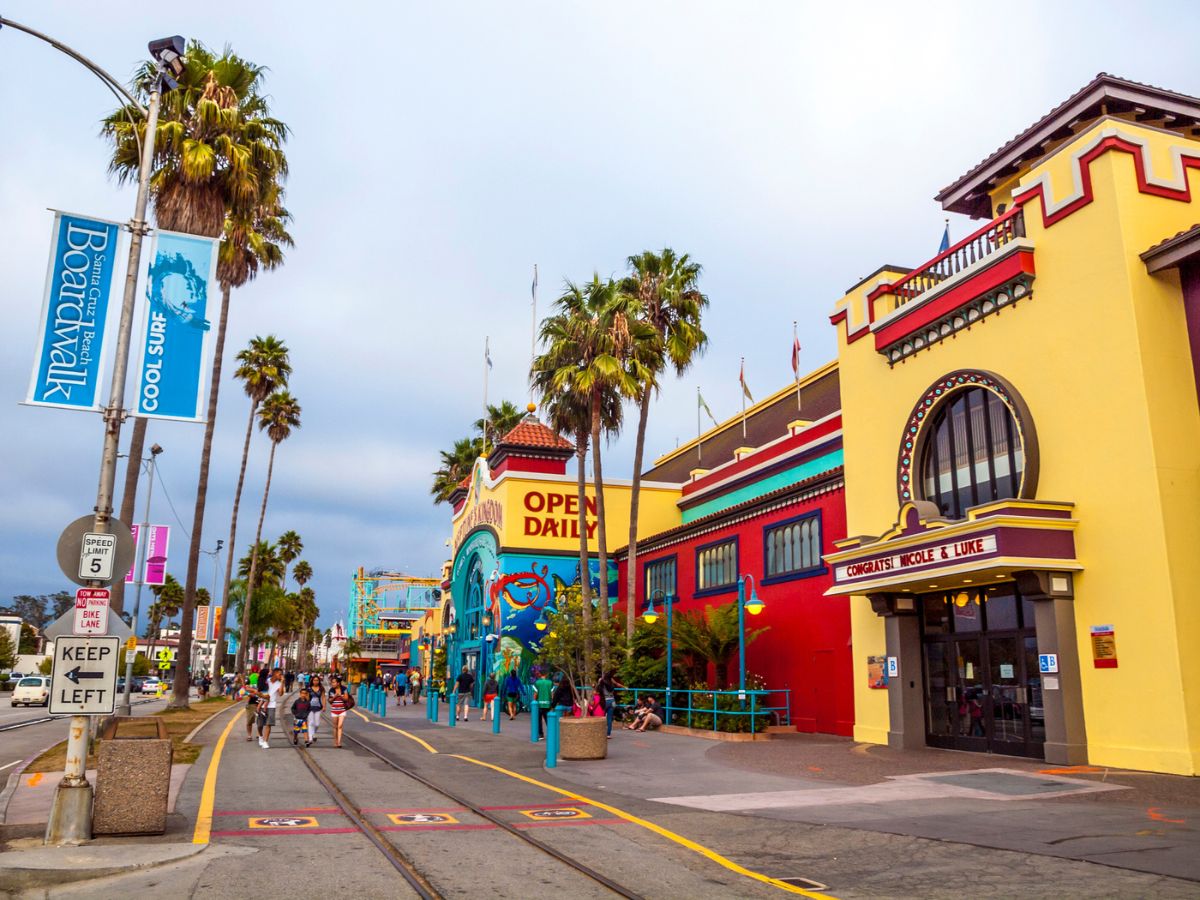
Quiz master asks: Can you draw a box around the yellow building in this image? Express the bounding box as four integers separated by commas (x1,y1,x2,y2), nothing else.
444,411,680,696
826,74,1200,775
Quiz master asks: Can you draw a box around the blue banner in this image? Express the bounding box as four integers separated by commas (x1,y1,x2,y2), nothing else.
133,230,219,421
26,211,123,410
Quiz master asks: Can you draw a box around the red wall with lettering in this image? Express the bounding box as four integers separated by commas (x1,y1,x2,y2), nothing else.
617,484,853,736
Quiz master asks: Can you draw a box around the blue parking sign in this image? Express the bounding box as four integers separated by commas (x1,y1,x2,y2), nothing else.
1038,653,1059,674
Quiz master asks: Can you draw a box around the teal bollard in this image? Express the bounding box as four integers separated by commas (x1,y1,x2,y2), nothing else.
380,687,387,718
357,683,366,709
448,692,457,727
530,701,541,742
492,697,501,734
546,708,563,768
431,691,439,723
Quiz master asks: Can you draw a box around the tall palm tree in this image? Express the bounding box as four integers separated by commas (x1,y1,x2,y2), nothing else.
620,250,708,646
277,530,303,585
237,391,302,673
294,586,319,669
292,560,313,590
221,336,292,629
238,541,285,593
104,44,292,708
431,437,481,504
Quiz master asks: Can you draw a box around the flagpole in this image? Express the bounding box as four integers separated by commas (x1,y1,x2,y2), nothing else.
741,357,747,440
483,336,490,455
794,321,802,414
530,264,538,410
697,386,702,464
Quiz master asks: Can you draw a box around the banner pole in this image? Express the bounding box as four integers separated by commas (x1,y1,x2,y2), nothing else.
49,70,162,849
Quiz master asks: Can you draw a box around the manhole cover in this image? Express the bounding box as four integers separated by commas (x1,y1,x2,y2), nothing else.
924,771,1088,796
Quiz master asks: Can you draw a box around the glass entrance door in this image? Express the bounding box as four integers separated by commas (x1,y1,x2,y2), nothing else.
920,585,1043,758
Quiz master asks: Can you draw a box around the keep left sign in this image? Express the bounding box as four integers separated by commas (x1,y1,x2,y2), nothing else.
73,588,111,636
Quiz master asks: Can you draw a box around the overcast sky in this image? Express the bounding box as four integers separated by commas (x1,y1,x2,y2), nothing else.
1,1,1196,633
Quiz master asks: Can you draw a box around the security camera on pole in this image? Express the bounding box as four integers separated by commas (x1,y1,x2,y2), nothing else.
0,17,186,846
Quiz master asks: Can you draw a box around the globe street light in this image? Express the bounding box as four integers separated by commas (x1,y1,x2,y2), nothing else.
644,589,674,720
737,575,765,708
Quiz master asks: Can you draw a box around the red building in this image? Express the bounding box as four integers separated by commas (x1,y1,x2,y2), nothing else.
615,363,854,736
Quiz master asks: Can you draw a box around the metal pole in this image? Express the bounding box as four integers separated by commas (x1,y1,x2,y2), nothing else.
119,453,156,716
738,578,746,710
47,77,159,844
665,591,673,723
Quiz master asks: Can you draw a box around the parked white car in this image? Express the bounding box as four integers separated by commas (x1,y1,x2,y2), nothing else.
140,677,163,694
11,676,50,707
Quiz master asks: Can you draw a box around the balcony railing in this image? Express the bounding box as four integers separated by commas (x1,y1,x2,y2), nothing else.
880,207,1026,308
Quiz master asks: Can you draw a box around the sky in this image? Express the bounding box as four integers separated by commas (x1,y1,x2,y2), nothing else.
1,1,1197,634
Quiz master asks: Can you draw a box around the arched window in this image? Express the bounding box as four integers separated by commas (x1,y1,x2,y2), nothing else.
919,386,1024,519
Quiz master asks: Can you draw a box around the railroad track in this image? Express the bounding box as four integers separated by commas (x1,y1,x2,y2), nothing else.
287,711,644,900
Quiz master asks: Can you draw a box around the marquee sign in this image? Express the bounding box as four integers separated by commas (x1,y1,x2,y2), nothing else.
834,535,997,584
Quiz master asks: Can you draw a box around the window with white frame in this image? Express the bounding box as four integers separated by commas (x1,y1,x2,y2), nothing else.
765,515,821,578
697,540,737,591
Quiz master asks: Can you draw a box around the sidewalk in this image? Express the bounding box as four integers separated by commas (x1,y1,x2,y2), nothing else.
401,700,1200,883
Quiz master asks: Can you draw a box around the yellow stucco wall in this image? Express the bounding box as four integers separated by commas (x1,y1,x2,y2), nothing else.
834,119,1200,773
451,458,681,559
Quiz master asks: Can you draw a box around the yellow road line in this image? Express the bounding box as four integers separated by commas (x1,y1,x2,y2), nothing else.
373,721,439,754
192,705,242,844
449,754,832,898
352,709,370,722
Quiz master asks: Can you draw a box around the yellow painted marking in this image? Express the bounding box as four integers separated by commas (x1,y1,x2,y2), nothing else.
27,772,43,787
374,720,439,754
388,812,459,825
352,709,370,722
449,754,832,898
851,742,874,756
249,815,318,828
519,806,591,821
192,705,242,844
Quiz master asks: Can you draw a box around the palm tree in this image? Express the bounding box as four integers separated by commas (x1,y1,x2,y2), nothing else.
535,277,652,665
473,401,525,453
277,530,303,585
146,574,185,658
238,541,285,593
292,560,313,589
237,391,302,673
294,586,319,669
104,44,291,708
673,604,768,688
431,437,482,504
221,336,292,626
620,250,708,646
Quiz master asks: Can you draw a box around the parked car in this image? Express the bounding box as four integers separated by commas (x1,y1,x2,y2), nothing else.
11,676,50,707
140,677,162,694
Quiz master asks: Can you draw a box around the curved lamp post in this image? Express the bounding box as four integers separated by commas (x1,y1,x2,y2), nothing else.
643,589,674,718
0,20,185,847
737,575,765,708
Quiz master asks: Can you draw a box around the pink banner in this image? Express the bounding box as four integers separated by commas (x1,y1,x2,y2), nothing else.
125,524,140,584
144,524,170,586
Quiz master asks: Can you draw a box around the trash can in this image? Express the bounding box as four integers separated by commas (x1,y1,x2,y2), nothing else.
92,716,173,835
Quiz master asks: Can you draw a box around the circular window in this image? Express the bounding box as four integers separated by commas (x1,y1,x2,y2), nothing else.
897,371,1038,518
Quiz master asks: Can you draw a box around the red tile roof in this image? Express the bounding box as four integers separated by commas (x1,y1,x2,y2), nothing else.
497,417,573,451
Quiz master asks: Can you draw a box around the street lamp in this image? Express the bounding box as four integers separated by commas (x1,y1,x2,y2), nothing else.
199,539,223,677
646,589,673,720
737,575,765,708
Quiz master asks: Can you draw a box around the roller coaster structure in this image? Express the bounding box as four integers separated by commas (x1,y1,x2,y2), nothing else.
349,567,443,639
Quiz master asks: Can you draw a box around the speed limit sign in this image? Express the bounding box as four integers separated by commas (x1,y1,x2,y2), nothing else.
56,515,136,587
79,533,117,580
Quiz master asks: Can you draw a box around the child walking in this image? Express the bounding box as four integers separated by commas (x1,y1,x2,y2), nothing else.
291,688,313,747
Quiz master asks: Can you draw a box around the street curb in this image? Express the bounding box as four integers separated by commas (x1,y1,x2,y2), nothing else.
0,841,206,891
184,702,238,744
0,742,59,827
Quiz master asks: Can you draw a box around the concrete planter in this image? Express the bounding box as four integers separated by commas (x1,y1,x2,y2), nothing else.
559,715,607,759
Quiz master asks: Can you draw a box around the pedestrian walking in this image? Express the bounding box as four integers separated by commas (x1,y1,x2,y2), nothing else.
285,670,295,693
260,667,284,749
550,671,577,714
395,669,409,707
534,669,553,739
504,669,522,720
308,677,325,743
236,676,258,742
454,667,475,721
291,689,312,746
410,669,422,703
595,669,625,738
328,676,350,748
482,673,499,720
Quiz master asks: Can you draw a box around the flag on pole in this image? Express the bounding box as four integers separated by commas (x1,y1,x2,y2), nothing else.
698,390,719,427
739,359,754,404
792,322,802,413
938,219,951,254
485,337,493,370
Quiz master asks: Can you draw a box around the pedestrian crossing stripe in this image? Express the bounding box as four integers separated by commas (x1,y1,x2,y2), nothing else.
249,816,318,828
387,813,460,825
518,807,591,821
